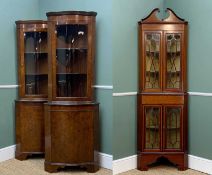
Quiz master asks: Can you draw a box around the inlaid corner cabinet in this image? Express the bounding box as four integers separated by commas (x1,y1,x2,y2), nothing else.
15,20,48,160
44,11,99,173
137,8,188,170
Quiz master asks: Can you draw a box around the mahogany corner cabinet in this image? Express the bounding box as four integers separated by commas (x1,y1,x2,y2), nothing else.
44,11,99,173
137,8,188,171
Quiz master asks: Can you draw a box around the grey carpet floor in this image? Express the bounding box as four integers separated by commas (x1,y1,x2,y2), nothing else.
119,166,208,175
0,158,112,175
0,158,208,175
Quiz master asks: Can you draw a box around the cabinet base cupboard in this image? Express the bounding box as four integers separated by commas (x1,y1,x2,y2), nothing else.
137,93,188,170
15,100,46,160
137,9,188,171
44,102,99,173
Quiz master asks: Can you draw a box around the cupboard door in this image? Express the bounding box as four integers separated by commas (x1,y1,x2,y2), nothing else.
24,31,48,97
143,106,161,151
163,106,182,151
164,32,183,91
142,32,162,92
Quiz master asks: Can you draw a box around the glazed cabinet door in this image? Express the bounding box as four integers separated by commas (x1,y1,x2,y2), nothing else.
163,31,185,92
21,30,48,98
143,106,162,152
50,21,93,101
163,106,183,151
141,32,162,92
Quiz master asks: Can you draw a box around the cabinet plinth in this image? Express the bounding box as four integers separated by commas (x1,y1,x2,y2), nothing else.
137,8,188,170
15,20,48,160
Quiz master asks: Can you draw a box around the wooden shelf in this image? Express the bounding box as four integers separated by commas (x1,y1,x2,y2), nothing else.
146,71,159,74
56,73,87,75
56,48,87,51
25,94,47,96
25,52,48,54
166,127,180,129
146,126,159,129
25,74,48,76
167,71,180,74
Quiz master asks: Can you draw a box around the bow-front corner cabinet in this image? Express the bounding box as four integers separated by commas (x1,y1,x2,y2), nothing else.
44,11,99,173
15,20,48,160
137,8,188,171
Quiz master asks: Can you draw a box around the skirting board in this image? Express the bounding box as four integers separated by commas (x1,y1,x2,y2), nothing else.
0,145,16,162
0,145,113,170
98,152,113,170
113,155,137,175
113,154,212,175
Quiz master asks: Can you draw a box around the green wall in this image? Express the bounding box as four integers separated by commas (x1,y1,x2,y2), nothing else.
165,0,212,160
112,0,164,160
0,0,39,149
0,0,39,84
39,0,113,155
0,89,17,148
1,0,212,163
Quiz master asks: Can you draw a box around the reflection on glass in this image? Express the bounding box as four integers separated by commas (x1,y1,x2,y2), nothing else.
165,107,181,149
56,24,87,49
24,32,48,95
145,33,160,89
145,107,160,149
56,24,88,97
166,34,181,89
24,32,47,53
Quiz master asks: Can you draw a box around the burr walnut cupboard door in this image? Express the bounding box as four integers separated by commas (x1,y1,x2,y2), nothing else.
50,110,94,163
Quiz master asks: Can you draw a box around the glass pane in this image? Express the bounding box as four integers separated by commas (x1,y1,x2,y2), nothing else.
56,25,88,97
166,34,181,89
24,32,48,95
56,24,87,49
165,107,181,149
145,107,160,149
24,32,47,53
145,33,160,89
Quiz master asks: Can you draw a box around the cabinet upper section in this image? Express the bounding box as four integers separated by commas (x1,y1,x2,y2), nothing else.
138,9,188,93
47,11,97,101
